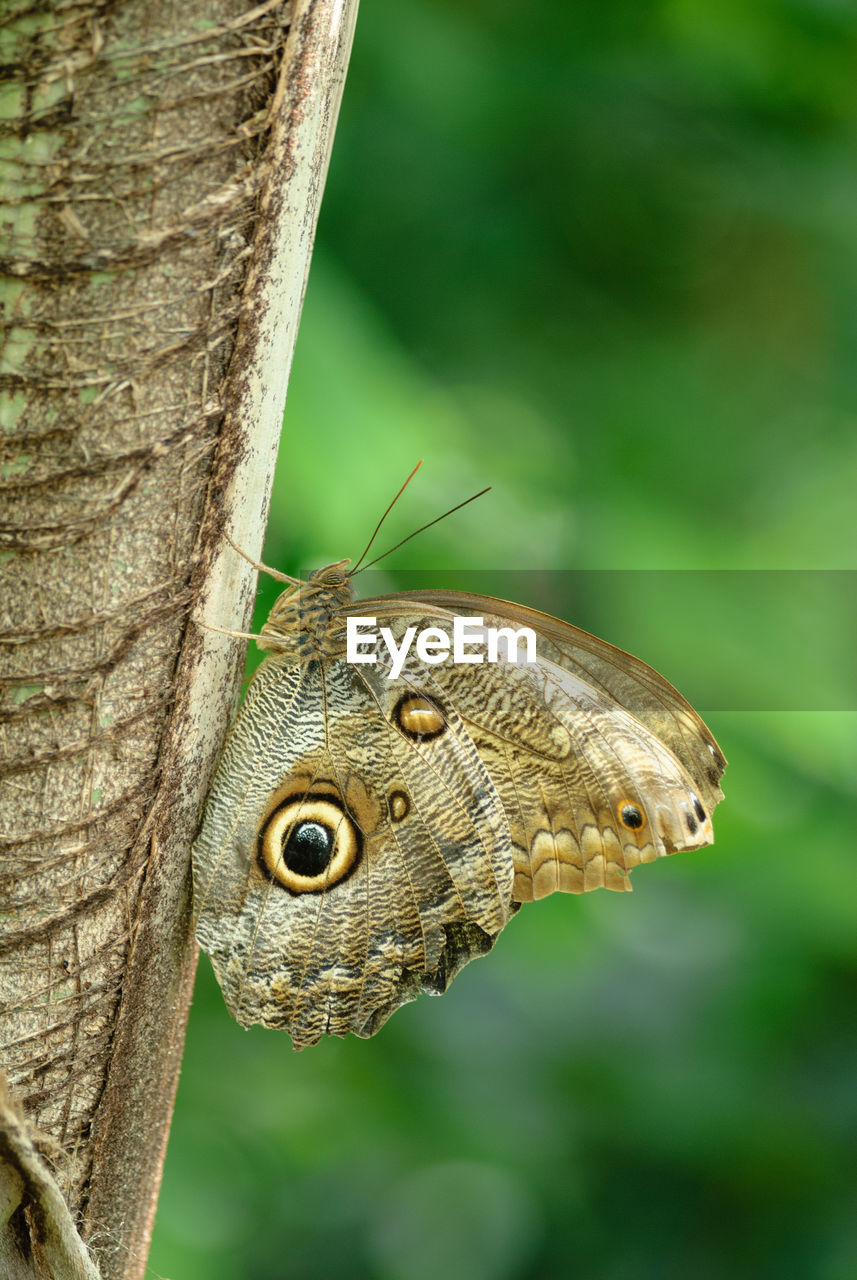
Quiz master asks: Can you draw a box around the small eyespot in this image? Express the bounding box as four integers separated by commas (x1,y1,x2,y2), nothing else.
706,742,726,780
684,810,699,835
388,790,410,822
393,694,446,741
691,793,706,823
259,795,361,893
619,802,645,831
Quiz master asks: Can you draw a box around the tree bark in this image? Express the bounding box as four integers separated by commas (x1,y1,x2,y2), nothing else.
0,1,358,1275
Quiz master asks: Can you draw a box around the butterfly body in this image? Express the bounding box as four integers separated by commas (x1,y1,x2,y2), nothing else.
193,564,726,1048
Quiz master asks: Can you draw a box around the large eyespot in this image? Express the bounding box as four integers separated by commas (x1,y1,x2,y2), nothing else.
618,801,646,831
259,795,361,893
393,693,446,741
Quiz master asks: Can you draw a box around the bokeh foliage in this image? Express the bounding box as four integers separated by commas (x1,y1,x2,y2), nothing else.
150,2,856,1277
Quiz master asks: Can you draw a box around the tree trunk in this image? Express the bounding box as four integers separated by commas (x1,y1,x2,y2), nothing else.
0,1,358,1275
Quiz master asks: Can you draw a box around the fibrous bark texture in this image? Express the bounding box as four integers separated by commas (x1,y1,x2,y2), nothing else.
0,0,323,1274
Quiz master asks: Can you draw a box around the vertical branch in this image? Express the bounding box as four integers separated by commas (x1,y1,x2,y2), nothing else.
0,1,359,1276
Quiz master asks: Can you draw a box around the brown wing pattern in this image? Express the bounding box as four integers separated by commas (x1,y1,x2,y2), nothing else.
193,585,725,1048
192,650,514,1048
352,590,726,809
359,599,725,903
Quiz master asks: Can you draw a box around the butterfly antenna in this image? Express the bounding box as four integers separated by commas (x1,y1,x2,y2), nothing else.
351,460,424,573
353,486,491,574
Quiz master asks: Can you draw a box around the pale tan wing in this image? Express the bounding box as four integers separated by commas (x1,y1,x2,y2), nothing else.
349,603,724,904
349,589,726,814
192,650,514,1049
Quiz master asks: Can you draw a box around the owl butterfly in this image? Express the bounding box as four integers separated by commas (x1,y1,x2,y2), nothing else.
192,491,726,1050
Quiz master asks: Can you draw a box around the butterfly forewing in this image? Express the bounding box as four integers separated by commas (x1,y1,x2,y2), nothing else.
353,590,726,813
355,604,722,904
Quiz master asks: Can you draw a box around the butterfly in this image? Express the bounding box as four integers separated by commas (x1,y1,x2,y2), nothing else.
192,483,726,1049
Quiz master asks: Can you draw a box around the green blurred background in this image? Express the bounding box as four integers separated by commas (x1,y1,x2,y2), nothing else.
150,3,856,1277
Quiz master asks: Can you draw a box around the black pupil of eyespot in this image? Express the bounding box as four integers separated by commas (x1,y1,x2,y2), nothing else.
621,804,643,829
283,820,334,876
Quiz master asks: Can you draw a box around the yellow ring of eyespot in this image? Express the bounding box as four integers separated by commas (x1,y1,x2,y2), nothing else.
259,797,361,893
618,799,646,831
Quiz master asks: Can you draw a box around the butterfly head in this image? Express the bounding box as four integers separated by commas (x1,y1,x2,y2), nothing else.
259,560,355,654
309,559,352,590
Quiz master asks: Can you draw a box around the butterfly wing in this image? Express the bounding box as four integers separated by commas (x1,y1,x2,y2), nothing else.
349,595,725,902
194,584,726,1046
192,649,515,1049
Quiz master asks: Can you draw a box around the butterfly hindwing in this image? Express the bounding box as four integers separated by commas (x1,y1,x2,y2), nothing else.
192,646,515,1048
